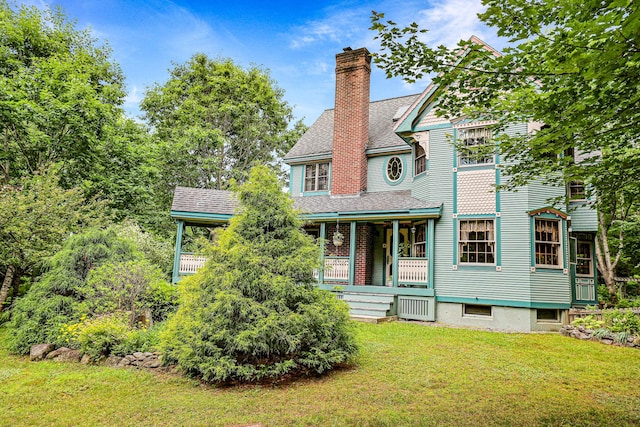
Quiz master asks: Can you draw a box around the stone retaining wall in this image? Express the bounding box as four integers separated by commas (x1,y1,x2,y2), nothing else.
29,344,166,370
560,325,640,348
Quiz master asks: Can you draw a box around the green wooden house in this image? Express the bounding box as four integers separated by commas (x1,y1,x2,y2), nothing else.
171,43,598,331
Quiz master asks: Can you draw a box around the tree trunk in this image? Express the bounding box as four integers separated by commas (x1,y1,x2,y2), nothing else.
0,265,17,312
8,270,22,309
594,210,619,295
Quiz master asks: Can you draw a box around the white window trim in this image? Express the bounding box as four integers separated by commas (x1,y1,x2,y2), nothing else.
386,156,403,182
304,162,330,192
457,127,494,167
458,218,496,265
534,218,563,269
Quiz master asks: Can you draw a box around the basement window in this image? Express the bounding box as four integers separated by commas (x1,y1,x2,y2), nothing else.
536,309,560,323
463,304,492,317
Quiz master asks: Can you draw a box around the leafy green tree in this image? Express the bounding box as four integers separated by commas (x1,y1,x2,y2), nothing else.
0,1,126,186
160,166,357,384
371,1,640,294
0,167,106,311
141,54,305,201
7,228,136,354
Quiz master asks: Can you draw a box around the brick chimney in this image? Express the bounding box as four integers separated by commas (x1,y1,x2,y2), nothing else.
331,47,371,196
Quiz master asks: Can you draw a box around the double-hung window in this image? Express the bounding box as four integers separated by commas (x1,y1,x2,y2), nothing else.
458,127,493,166
304,162,329,192
414,144,426,175
535,218,562,267
568,181,586,201
459,219,495,264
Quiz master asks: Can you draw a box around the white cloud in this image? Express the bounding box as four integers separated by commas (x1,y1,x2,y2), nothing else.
414,0,494,48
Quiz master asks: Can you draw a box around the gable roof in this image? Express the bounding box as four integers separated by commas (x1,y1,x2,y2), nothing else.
284,94,420,163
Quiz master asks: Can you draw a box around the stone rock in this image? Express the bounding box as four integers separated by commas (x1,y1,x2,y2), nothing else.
51,349,81,363
143,352,154,357
46,347,72,359
118,358,132,367
80,354,92,364
133,352,145,360
142,359,161,369
601,338,613,345
30,344,55,361
101,356,123,367
125,354,137,362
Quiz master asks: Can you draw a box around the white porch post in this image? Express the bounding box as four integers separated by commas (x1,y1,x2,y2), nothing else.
319,222,326,284
392,219,399,288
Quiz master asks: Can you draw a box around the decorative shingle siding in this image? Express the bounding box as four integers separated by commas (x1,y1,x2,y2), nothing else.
417,106,449,128
457,169,496,214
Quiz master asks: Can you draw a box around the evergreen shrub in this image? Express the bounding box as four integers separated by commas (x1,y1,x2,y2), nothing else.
160,166,357,383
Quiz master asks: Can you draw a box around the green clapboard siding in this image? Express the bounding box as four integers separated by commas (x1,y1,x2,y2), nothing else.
367,153,413,192
290,165,303,197
569,203,598,232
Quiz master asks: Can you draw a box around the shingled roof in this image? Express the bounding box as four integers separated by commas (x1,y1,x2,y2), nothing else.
171,186,237,215
284,94,420,162
171,186,441,219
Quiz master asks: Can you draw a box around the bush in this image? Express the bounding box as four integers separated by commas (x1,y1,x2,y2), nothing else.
571,315,605,330
6,228,137,354
80,260,177,325
160,166,357,384
603,309,640,334
63,313,164,361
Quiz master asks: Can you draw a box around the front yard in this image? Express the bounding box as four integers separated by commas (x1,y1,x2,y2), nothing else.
1,321,639,426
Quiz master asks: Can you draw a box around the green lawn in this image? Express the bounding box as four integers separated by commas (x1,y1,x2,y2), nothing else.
1,322,639,427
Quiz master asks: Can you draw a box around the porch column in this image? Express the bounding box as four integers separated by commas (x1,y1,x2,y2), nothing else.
349,221,356,286
319,222,326,284
428,218,435,288
392,219,399,288
172,220,185,283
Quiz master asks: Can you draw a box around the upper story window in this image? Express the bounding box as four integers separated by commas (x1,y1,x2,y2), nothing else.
304,162,329,192
459,219,495,264
387,156,403,182
458,127,494,166
568,181,586,201
415,144,426,175
535,218,562,267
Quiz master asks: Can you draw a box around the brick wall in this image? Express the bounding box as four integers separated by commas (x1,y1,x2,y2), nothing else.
355,224,373,285
331,47,371,196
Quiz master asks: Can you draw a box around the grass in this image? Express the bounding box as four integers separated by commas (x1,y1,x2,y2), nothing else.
1,322,640,426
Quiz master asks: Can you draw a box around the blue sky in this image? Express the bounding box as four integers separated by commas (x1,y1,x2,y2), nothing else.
25,0,500,125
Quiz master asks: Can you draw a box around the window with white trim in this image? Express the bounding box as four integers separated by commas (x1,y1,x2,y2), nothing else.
459,219,495,264
535,218,562,267
414,144,426,175
304,162,329,192
576,241,593,276
386,156,403,182
458,127,493,166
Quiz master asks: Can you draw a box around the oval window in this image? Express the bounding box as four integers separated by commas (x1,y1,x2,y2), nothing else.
387,156,403,182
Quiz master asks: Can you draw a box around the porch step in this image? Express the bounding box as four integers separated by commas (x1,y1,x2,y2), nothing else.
351,315,398,324
342,292,395,304
340,292,395,320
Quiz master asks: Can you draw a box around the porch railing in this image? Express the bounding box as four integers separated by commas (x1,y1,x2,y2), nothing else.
179,253,207,274
313,256,350,282
398,257,428,285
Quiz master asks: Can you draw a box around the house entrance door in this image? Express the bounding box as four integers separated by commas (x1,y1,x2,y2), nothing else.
385,228,409,286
